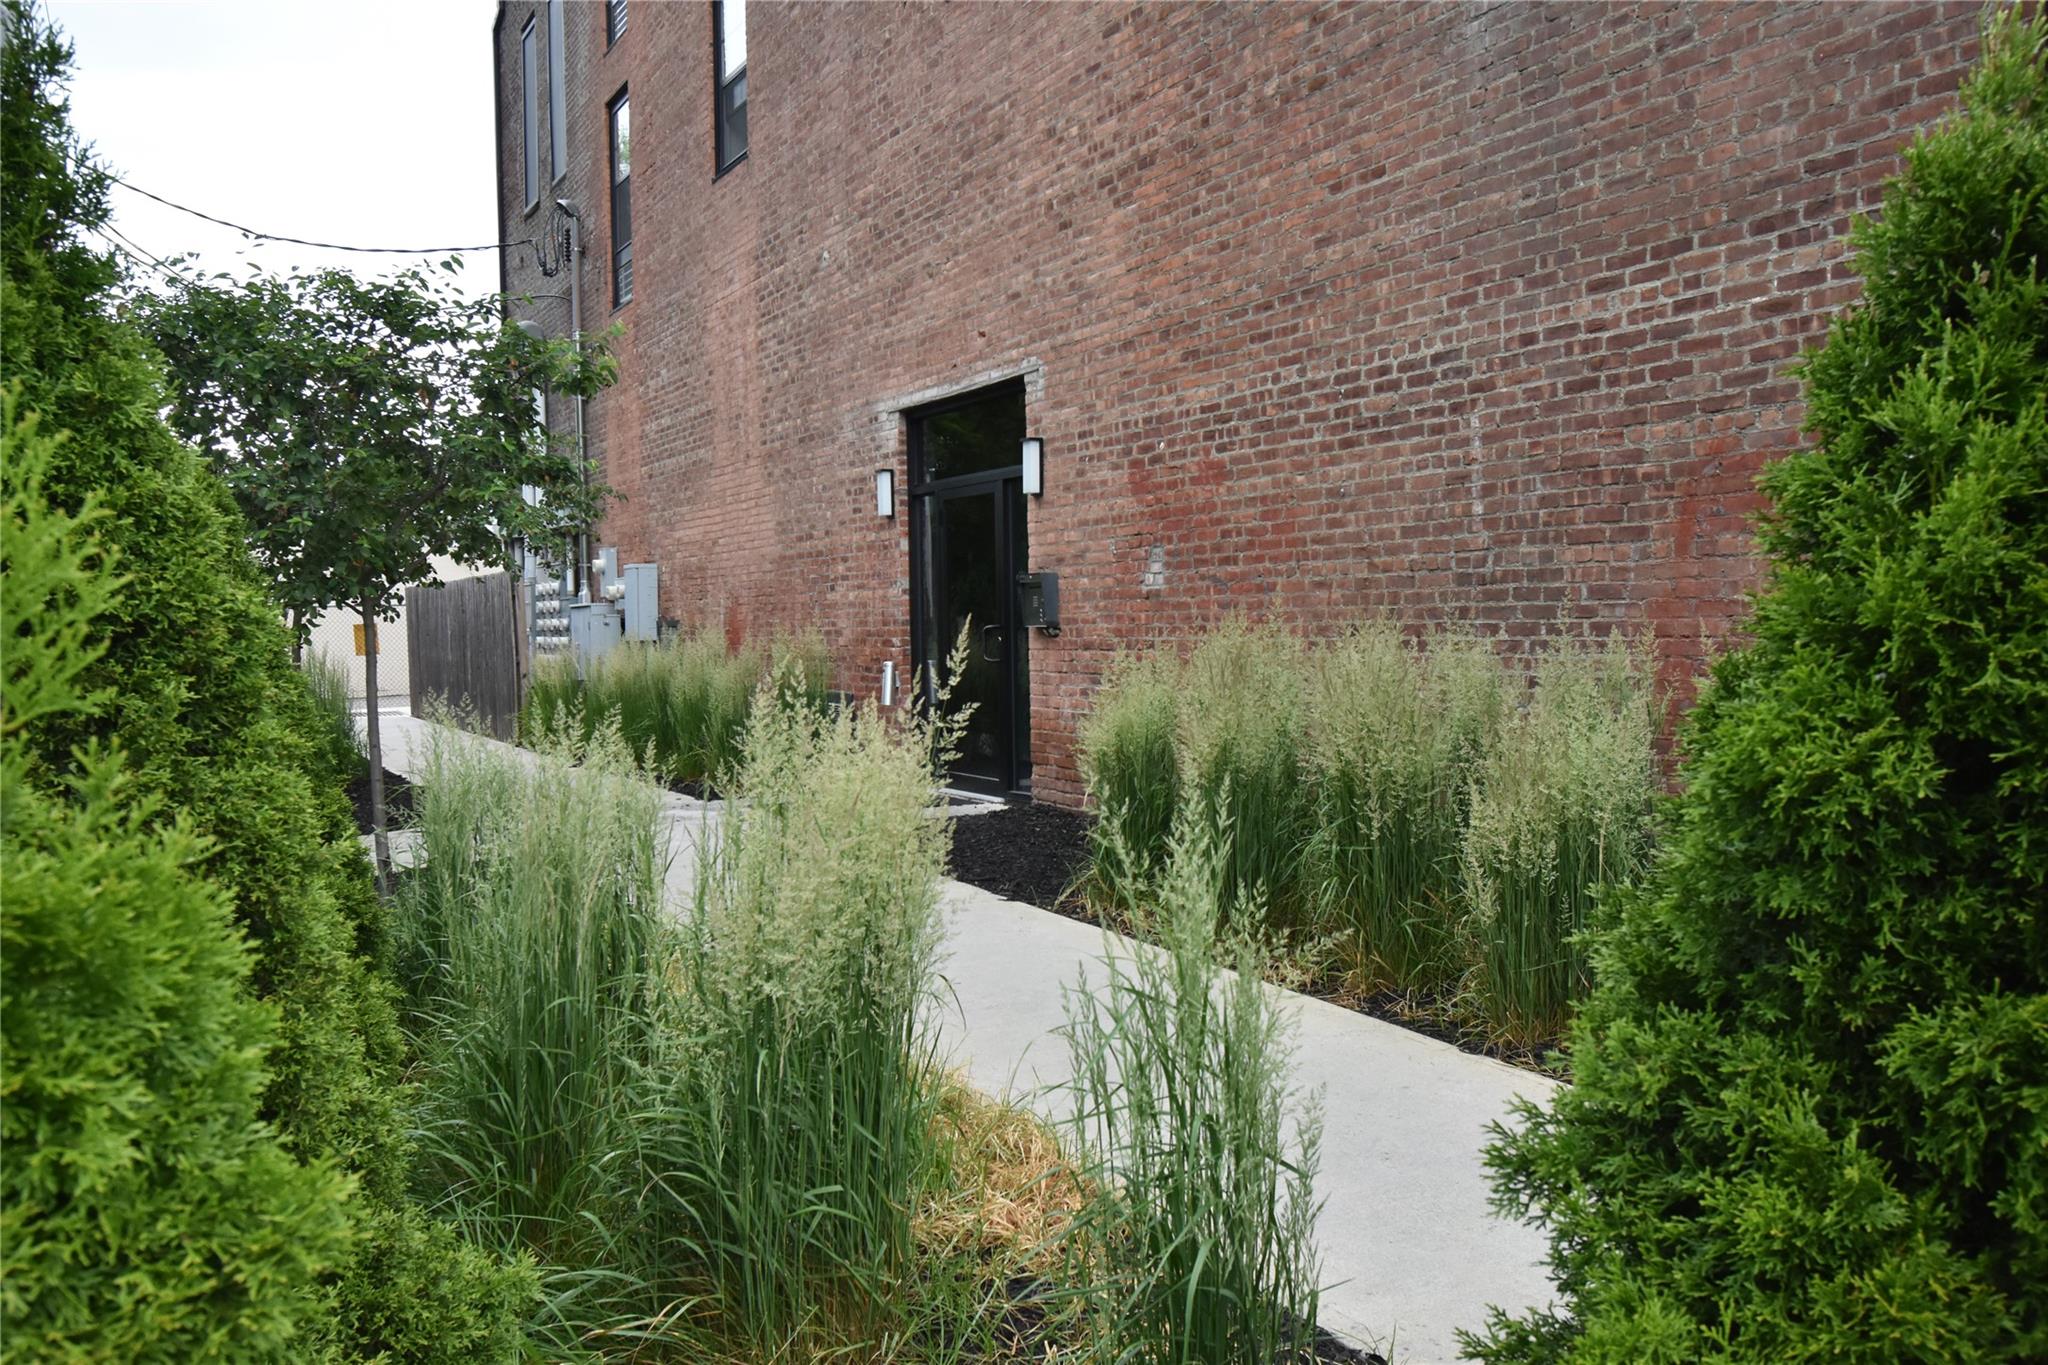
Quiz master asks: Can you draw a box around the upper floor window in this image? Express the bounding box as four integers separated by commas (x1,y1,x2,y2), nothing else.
714,0,747,172
609,91,632,305
547,0,566,181
521,18,539,208
607,0,626,47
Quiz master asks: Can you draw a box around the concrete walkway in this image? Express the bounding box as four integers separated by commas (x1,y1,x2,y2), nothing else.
368,713,1557,1363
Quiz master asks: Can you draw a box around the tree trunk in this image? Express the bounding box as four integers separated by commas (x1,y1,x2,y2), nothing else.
289,609,302,666
361,599,391,897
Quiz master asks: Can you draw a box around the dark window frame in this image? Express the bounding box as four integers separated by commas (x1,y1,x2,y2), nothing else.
906,378,1028,492
712,0,747,176
606,0,627,48
520,15,540,211
547,0,566,183
608,87,632,307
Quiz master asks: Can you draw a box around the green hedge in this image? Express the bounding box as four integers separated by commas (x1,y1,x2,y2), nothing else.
0,6,531,1356
1,414,353,1361
1470,13,2048,1362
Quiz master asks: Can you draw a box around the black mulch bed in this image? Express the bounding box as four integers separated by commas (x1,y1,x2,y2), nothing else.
944,801,1095,914
1319,985,1563,1077
949,1272,1386,1363
348,766,415,837
1309,1327,1389,1364
666,775,721,802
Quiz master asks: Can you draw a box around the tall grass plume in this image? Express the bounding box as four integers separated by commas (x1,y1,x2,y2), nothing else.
1308,622,1506,994
1177,618,1313,933
634,671,952,1347
1461,631,1658,1048
1078,647,1184,914
1063,804,1324,1364
399,722,668,1268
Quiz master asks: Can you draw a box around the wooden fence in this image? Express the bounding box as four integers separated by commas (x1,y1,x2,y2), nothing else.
406,572,527,741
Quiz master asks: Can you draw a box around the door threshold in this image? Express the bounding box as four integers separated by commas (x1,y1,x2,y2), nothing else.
944,787,1026,816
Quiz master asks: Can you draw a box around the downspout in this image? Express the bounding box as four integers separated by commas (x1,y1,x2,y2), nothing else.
491,6,509,311
563,204,588,601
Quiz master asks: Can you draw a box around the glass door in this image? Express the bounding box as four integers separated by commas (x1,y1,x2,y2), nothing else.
908,382,1031,795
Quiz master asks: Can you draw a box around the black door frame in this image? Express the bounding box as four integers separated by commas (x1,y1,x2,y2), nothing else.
905,379,1031,797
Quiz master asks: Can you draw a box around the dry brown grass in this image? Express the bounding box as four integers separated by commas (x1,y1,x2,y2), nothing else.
916,1073,1089,1276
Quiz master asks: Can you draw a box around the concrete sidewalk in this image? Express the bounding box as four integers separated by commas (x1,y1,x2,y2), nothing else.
371,714,1557,1363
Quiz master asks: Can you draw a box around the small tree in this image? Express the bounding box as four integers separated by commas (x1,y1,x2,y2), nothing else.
1470,12,2047,1363
141,266,616,888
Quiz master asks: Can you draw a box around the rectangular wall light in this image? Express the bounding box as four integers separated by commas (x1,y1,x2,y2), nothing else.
1021,436,1044,496
875,466,895,517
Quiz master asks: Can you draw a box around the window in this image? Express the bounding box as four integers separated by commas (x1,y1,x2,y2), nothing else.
607,0,626,46
520,18,539,208
547,0,566,181
714,0,747,172
609,91,632,305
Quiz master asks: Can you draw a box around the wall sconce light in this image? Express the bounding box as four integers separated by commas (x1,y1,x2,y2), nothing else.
1021,437,1044,496
874,467,895,517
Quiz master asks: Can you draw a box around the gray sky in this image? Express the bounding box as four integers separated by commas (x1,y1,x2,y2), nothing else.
52,0,507,299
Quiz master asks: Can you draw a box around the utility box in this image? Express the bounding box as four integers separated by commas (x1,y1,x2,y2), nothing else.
623,563,660,642
1017,571,1061,636
567,600,624,676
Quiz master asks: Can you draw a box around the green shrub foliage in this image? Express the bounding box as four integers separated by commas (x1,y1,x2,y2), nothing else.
0,6,531,1355
1,413,354,1361
1471,14,2048,1362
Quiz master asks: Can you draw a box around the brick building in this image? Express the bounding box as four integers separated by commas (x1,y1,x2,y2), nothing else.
492,0,1977,805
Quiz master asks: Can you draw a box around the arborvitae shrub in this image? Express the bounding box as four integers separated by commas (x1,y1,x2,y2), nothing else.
1,414,353,1360
0,5,532,1354
1471,13,2048,1362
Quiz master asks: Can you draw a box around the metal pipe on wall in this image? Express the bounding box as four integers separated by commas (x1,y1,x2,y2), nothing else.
565,206,589,602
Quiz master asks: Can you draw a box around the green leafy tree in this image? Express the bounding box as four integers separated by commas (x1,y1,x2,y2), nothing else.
140,264,616,887
1470,12,2048,1363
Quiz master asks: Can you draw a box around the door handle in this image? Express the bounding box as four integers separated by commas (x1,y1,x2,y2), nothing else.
980,624,1004,662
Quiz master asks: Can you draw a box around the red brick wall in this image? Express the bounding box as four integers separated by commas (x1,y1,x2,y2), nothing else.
495,0,1979,807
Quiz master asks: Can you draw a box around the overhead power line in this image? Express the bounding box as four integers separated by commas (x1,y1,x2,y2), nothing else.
89,222,195,287
104,168,534,257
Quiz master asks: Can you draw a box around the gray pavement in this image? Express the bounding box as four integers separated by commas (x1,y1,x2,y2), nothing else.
369,713,1558,1363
